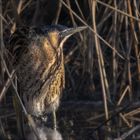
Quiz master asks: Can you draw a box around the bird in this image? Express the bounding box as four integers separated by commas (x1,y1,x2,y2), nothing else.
8,25,87,138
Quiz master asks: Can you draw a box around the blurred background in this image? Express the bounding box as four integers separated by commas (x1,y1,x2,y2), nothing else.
0,0,140,140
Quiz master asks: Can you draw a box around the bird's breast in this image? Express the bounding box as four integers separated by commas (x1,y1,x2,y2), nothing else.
17,49,65,116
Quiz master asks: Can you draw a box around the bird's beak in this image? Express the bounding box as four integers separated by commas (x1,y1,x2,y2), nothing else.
60,26,87,39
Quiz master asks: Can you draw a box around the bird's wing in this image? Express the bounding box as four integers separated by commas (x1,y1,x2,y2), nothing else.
8,27,30,65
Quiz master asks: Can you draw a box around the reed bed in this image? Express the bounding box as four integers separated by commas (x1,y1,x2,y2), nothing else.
0,0,140,139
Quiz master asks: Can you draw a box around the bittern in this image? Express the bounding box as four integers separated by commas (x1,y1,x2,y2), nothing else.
9,25,86,130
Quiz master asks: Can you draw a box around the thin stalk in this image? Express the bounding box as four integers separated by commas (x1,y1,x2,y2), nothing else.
92,0,109,121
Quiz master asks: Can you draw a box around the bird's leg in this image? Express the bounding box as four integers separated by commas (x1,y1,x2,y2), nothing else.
53,111,57,130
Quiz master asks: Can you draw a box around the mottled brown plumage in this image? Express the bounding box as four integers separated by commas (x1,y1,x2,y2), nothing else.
9,25,87,129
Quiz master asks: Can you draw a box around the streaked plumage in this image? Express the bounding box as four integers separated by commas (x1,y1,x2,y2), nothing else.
9,26,66,118
8,25,87,132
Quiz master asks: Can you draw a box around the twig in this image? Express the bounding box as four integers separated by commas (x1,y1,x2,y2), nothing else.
114,125,140,140
0,70,15,102
92,0,109,121
96,0,140,22
60,0,125,60
117,86,130,106
11,0,23,33
53,0,62,24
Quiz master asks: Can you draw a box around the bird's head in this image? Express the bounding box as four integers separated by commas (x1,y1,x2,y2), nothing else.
45,25,87,49
9,25,87,65
41,25,87,51
36,25,87,63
